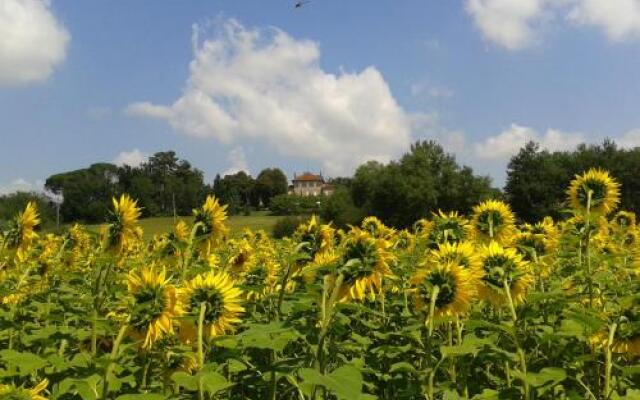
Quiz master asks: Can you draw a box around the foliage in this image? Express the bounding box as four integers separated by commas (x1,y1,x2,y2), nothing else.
270,194,322,216
505,140,640,222
45,162,120,223
0,192,56,230
352,141,498,228
253,168,288,207
2,169,640,400
271,215,309,238
319,186,363,229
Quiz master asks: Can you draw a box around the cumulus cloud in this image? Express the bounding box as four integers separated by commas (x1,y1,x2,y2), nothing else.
465,0,640,50
127,19,412,175
568,0,640,41
465,0,551,50
222,147,251,176
474,123,585,161
113,149,148,167
0,0,70,86
0,178,44,195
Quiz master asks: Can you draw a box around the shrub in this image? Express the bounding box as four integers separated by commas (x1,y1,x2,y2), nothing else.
271,215,307,239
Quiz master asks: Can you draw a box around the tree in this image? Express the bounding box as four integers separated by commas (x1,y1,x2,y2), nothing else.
505,140,640,222
319,186,363,228
253,168,288,207
351,141,496,228
45,163,120,223
0,192,57,230
213,171,255,214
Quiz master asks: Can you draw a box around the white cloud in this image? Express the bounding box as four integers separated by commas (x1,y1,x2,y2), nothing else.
474,123,585,161
568,0,640,41
0,0,70,86
113,149,147,167
465,0,550,50
617,128,640,148
127,19,412,175
0,178,44,195
222,146,251,176
465,0,640,49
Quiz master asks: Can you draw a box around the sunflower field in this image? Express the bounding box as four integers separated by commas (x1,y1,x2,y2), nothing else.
2,168,640,400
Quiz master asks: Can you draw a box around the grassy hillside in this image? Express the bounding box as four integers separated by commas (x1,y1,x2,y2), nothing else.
82,211,279,240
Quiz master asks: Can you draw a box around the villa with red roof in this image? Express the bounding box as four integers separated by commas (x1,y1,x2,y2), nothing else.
290,172,335,197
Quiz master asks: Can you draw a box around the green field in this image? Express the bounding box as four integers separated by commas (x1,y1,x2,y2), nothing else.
83,211,279,240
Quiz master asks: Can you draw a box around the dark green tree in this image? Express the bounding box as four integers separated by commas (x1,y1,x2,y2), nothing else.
351,141,496,228
505,140,640,222
253,168,288,207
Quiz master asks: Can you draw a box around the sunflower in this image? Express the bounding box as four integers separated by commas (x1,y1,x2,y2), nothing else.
427,210,469,248
179,271,244,341
4,201,40,249
127,267,182,349
393,229,416,251
240,243,281,300
567,168,620,215
302,249,341,285
429,241,483,279
336,228,395,302
193,196,229,253
469,200,515,244
612,211,636,230
0,379,49,400
294,215,335,259
512,230,557,277
361,216,394,239
477,241,533,306
226,238,255,276
591,296,640,356
410,261,477,321
107,194,143,253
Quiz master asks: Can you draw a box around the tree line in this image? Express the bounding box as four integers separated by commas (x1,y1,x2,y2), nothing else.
3,140,640,229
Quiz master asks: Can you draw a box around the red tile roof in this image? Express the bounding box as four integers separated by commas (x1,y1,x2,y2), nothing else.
293,172,324,182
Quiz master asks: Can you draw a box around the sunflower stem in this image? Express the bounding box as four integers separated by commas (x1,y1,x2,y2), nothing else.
503,279,529,400
312,273,344,400
427,285,440,399
198,302,207,400
101,323,128,400
604,322,618,399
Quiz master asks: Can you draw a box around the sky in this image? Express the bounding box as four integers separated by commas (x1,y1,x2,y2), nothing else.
2,0,640,194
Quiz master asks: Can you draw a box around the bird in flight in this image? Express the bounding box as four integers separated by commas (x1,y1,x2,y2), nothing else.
294,0,310,8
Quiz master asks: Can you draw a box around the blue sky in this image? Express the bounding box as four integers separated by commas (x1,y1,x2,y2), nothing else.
2,0,640,193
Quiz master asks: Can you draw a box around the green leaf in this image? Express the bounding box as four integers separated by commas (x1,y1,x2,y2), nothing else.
0,349,48,375
513,367,566,388
115,395,166,400
237,322,301,351
299,365,370,400
197,370,233,394
171,371,198,391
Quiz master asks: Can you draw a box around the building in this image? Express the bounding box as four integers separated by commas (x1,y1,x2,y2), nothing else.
290,172,335,196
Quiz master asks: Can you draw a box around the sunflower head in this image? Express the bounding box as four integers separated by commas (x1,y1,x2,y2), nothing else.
0,379,49,400
410,261,477,321
427,210,469,248
294,215,335,259
567,168,620,215
180,271,244,341
361,216,393,238
469,200,515,244
478,241,532,306
430,241,482,278
107,194,143,252
127,267,181,349
337,228,395,301
393,229,416,251
226,239,255,276
193,196,229,251
592,294,640,356
4,201,40,249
